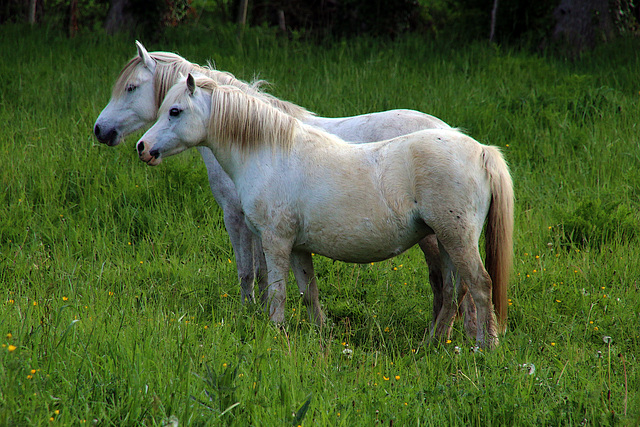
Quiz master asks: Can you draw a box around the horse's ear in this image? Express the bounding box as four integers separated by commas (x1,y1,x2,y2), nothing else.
187,73,196,96
135,40,155,71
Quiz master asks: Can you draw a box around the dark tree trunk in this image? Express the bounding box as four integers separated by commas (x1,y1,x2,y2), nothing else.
553,0,614,54
28,0,36,24
104,0,136,35
69,0,78,37
489,0,499,42
236,0,249,40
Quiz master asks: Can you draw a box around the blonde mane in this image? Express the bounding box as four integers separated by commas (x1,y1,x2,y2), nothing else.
113,51,312,119
164,76,298,155
211,82,298,155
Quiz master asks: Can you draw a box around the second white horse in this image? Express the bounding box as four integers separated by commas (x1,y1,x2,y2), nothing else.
94,42,483,339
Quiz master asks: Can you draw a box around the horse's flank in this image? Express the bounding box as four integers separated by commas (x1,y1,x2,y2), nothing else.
112,52,312,119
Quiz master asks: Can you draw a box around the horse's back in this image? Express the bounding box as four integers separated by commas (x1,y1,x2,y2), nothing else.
305,109,451,144
389,128,486,177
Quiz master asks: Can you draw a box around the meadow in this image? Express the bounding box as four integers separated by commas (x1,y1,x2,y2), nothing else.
1,24,639,425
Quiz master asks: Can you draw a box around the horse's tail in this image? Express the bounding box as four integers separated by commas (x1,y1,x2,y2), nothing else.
481,145,514,335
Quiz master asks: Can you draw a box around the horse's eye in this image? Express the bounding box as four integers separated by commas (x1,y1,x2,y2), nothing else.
169,108,182,117
126,84,137,93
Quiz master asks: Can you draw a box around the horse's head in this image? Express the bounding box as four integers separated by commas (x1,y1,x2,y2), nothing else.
137,74,212,166
94,41,158,146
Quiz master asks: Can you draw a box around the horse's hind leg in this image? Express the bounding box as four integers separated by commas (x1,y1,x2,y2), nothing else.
418,236,444,328
290,250,324,326
442,242,497,348
430,246,459,341
420,236,477,340
460,284,478,339
462,256,496,347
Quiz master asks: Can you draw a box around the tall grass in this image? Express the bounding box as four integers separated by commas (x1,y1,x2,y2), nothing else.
1,24,639,425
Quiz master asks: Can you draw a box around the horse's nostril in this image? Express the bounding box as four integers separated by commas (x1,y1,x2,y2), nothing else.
94,125,119,145
137,141,144,154
149,149,159,158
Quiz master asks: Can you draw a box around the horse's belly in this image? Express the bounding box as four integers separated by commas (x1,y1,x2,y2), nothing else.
296,218,431,263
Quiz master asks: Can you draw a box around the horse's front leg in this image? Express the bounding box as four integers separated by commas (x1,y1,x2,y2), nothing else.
222,208,258,303
197,147,263,304
430,244,460,341
261,232,293,324
290,250,324,326
252,235,269,307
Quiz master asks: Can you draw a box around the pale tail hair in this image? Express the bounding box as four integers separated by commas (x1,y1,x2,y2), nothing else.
481,145,514,334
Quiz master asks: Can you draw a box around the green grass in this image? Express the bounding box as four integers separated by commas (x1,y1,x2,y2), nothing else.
1,24,639,425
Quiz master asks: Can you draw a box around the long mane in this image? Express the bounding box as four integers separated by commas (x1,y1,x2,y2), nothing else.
113,51,312,119
206,81,298,155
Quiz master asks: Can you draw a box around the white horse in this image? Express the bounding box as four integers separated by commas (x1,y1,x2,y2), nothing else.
94,42,485,340
136,74,514,347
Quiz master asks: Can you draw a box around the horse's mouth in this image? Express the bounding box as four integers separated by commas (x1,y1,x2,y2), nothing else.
105,137,123,147
139,152,162,166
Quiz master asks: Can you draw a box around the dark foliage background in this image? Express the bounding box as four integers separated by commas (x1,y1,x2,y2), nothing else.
1,0,638,52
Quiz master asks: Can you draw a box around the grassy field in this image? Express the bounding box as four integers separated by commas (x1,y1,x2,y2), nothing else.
1,24,639,425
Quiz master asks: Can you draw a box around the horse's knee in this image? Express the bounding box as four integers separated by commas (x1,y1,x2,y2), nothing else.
222,206,245,232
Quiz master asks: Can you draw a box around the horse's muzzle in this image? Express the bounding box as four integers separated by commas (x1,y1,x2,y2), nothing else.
137,140,161,166
94,124,120,146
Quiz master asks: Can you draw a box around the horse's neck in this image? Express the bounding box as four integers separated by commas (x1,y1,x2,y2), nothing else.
202,135,281,188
